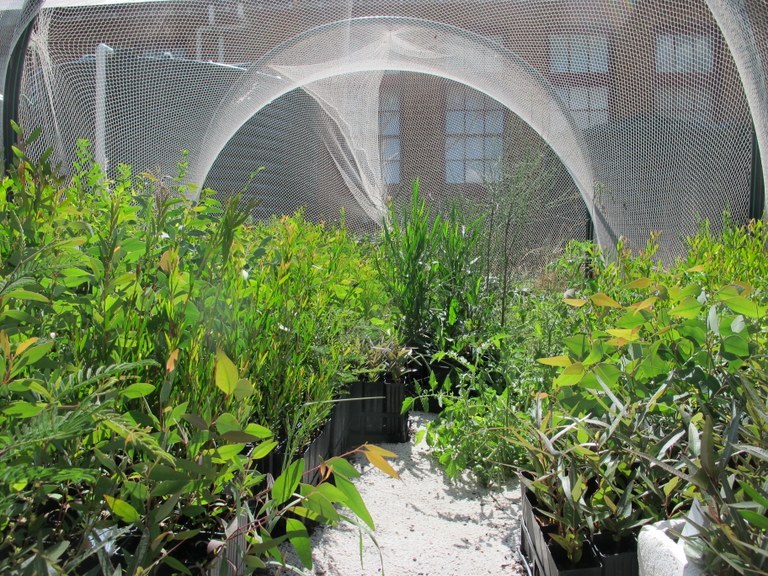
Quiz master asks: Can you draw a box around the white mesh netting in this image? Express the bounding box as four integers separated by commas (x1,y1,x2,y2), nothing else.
2,0,766,264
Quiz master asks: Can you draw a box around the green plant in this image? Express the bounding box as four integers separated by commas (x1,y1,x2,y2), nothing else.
0,135,400,574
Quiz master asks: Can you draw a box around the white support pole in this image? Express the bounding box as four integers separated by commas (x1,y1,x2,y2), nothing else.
95,43,113,173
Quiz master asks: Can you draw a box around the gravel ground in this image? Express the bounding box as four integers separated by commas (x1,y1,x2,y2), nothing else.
272,412,525,576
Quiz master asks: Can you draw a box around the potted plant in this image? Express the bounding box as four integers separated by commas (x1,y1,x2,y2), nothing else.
515,399,602,576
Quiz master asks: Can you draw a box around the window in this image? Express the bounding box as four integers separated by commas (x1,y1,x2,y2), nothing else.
550,34,609,129
379,91,401,185
555,86,608,129
445,87,504,184
656,34,713,74
550,34,608,74
655,85,713,122
655,34,714,122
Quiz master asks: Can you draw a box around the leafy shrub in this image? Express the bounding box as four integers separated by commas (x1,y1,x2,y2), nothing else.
0,138,397,574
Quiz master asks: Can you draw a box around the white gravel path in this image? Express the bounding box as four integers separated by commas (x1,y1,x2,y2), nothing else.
275,412,525,576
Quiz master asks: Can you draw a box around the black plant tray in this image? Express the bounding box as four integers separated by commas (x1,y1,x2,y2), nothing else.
591,533,638,576
342,380,409,447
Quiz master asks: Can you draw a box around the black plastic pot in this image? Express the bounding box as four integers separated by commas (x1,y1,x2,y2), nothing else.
591,533,638,576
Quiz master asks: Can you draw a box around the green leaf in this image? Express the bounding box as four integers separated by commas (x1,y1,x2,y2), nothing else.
740,484,768,509
233,378,255,400
334,474,374,530
590,293,622,308
215,412,241,436
637,353,670,381
302,491,340,523
582,342,604,366
594,363,621,389
272,459,304,506
149,465,187,483
3,401,45,418
182,413,208,430
215,348,238,395
722,295,762,319
221,430,263,443
104,495,141,523
13,340,55,371
737,509,768,530
250,440,278,460
670,297,702,319
243,423,272,440
162,555,193,575
325,457,361,480
285,518,312,568
554,362,585,387
537,355,572,367
5,289,50,303
625,277,654,289
121,383,156,399
563,335,589,358
447,297,458,326
722,334,749,358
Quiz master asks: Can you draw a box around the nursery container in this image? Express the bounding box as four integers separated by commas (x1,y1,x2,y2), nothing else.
591,533,638,576
520,486,602,576
346,380,408,446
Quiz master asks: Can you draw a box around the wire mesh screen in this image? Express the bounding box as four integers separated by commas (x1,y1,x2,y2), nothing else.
2,0,765,265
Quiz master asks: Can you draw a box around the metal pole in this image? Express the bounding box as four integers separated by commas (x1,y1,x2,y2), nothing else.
3,22,34,173
749,126,765,220
94,43,113,173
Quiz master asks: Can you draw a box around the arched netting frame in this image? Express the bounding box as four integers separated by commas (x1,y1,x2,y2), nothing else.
1,0,766,264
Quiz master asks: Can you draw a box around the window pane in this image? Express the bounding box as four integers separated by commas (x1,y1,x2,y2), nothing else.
676,35,695,72
591,110,608,126
656,35,674,73
465,92,484,110
380,92,399,111
550,35,569,73
573,110,590,129
695,35,713,72
555,86,569,103
446,160,464,183
485,136,503,160
445,137,464,160
570,86,589,110
466,137,484,160
465,111,484,133
485,110,504,134
590,86,609,110
380,112,400,136
570,35,590,73
465,161,483,184
589,36,609,72
381,137,400,160
446,111,465,134
382,162,400,185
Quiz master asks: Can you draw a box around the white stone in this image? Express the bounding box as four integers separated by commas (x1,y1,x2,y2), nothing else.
638,519,704,576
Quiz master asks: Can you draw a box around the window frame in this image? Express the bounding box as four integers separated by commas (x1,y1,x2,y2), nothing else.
549,32,611,130
444,84,505,185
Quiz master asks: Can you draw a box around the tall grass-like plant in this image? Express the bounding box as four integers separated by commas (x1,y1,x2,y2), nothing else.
378,179,492,361
378,179,440,350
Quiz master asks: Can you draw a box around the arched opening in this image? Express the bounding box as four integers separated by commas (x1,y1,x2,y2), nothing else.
194,17,599,243
204,71,589,270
